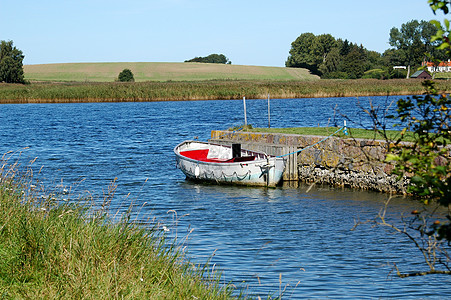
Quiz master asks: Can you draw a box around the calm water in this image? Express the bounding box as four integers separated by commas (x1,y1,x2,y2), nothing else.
1,96,450,299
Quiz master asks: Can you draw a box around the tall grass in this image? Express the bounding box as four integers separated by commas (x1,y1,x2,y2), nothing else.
0,153,239,299
2,79,450,103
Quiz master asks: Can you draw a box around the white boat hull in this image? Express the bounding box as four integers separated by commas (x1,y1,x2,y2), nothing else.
174,141,286,187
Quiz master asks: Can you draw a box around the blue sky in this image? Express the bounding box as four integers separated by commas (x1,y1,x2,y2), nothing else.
0,0,441,66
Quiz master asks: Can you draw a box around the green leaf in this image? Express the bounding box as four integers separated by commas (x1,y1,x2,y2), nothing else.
437,42,451,50
430,19,442,29
434,165,447,175
385,154,400,162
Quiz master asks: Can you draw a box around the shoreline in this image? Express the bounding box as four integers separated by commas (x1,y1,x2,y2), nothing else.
1,79,451,104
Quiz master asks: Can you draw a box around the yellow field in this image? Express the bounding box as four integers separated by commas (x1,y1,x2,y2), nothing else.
24,62,319,82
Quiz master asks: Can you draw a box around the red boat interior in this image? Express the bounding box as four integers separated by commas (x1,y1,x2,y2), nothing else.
180,149,256,163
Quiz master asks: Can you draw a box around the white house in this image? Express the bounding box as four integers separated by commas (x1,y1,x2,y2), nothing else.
424,60,451,72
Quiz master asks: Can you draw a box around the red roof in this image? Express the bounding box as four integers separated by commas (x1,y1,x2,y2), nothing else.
424,61,451,67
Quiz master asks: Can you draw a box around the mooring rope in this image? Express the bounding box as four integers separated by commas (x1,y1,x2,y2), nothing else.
276,126,346,158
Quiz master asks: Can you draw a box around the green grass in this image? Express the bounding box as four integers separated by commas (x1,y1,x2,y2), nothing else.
0,156,241,299
433,72,451,79
248,126,414,141
249,126,451,144
24,62,319,82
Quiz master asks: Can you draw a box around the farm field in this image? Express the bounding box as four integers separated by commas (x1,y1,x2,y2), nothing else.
23,62,319,82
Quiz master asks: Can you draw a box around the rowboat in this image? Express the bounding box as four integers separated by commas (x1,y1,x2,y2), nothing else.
174,140,286,187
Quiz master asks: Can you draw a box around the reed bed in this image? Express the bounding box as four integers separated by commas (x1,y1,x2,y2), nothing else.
0,153,240,299
2,79,450,103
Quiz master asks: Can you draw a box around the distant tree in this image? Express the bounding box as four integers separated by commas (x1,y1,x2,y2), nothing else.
0,40,25,83
339,39,352,56
185,54,231,64
118,69,134,82
341,45,367,79
314,34,337,65
389,20,438,77
286,33,382,79
286,32,336,75
318,47,341,74
382,48,407,67
366,50,384,69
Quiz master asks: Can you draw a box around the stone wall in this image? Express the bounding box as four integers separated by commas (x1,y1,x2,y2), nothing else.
210,130,409,193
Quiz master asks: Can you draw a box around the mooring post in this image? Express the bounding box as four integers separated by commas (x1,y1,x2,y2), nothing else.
267,94,271,128
243,97,247,126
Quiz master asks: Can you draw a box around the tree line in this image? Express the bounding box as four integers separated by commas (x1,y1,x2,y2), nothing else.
185,53,231,64
0,19,448,83
286,20,448,79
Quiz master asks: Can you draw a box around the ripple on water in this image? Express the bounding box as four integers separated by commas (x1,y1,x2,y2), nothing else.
1,98,450,299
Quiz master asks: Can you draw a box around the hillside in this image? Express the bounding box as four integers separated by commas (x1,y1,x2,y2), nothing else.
23,62,319,82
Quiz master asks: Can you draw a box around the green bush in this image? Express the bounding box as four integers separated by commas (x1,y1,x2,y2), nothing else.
389,68,408,79
117,69,134,82
362,68,387,79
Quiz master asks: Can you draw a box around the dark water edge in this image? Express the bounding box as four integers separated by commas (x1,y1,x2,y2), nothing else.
1,97,450,299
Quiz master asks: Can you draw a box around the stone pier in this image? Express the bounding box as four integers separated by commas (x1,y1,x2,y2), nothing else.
210,130,409,193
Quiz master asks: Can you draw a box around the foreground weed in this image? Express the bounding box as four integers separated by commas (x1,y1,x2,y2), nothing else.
0,154,239,299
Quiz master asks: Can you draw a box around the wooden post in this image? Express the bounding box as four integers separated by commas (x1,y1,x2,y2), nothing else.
267,94,271,128
243,97,247,126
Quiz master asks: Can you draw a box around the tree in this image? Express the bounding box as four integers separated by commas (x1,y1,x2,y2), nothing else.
117,69,134,82
357,0,451,277
319,47,341,75
314,34,337,65
286,33,336,75
341,45,367,79
366,50,384,69
0,40,25,84
389,20,438,77
387,81,451,237
286,33,383,78
185,54,231,64
362,80,451,277
339,39,353,57
382,48,407,67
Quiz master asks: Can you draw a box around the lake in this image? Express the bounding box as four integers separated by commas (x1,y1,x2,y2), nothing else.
1,96,450,299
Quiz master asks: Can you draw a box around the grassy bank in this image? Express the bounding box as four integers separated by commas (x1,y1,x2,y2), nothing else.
0,159,239,299
248,126,414,141
24,62,318,82
2,79,451,103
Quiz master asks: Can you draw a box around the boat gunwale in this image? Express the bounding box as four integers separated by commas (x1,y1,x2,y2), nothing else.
174,140,280,167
